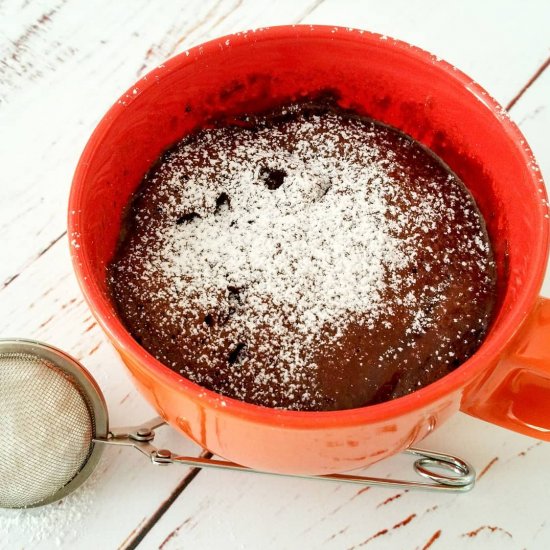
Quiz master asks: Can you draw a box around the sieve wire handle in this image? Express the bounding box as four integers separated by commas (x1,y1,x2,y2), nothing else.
157,449,475,492
94,417,475,493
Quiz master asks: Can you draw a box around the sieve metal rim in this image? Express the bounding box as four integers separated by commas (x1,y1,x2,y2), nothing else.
0,338,109,507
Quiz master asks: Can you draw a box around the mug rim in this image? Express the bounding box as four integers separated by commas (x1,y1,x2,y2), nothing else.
69,24,549,429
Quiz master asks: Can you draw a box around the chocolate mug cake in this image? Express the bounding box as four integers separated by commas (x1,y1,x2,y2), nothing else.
108,99,496,412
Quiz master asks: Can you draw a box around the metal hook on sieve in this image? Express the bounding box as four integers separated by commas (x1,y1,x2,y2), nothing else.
0,338,475,509
95,416,475,492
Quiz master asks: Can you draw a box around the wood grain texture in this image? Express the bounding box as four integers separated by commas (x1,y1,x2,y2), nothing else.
0,0,323,290
0,0,549,548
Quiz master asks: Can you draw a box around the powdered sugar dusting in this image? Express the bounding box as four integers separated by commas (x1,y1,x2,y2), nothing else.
0,472,97,547
156,143,408,331
110,104,495,410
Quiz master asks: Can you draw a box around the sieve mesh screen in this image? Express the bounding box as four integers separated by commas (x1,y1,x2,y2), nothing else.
0,353,94,508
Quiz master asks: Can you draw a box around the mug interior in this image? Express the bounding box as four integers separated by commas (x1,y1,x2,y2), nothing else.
70,26,548,422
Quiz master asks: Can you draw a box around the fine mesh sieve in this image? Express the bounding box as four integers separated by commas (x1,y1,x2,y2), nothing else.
0,340,108,508
0,338,476,509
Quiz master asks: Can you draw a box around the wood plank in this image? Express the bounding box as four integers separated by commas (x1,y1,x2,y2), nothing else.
0,0,321,288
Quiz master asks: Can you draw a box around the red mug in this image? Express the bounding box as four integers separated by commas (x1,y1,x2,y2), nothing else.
69,26,550,475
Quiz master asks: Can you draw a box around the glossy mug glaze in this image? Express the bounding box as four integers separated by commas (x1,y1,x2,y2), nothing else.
69,26,550,475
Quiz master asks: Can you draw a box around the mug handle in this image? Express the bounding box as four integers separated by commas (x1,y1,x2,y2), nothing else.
461,297,550,440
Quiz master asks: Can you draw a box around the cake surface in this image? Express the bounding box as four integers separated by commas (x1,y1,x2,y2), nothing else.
109,101,496,411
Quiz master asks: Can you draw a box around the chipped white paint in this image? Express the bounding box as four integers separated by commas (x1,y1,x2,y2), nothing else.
144,415,550,550
0,0,549,548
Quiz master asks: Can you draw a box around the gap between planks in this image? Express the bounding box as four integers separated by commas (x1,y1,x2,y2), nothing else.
1,231,66,292
506,55,550,111
121,451,213,550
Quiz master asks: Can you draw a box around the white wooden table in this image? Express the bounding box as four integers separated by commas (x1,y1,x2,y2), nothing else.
1,1,549,548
